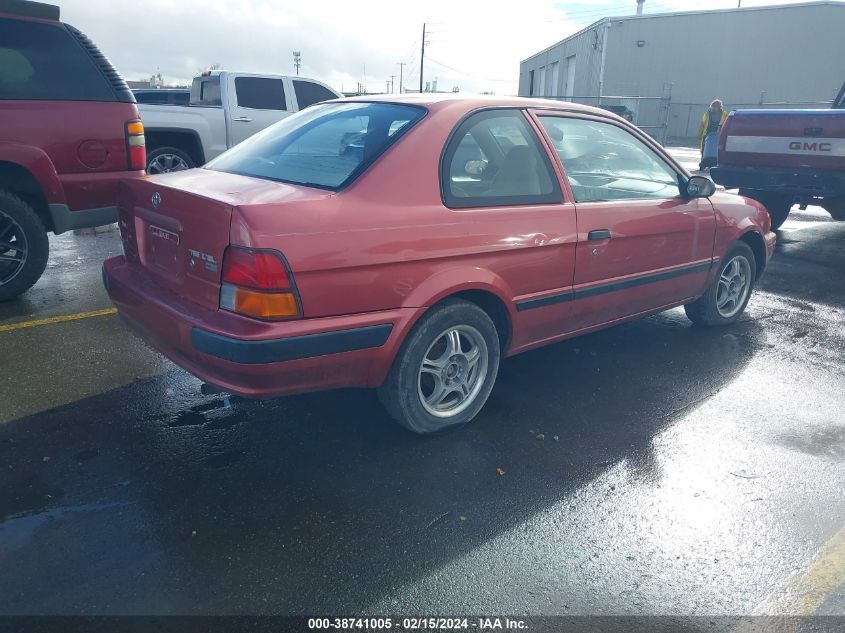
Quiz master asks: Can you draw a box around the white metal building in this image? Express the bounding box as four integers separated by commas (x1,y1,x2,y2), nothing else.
518,2,845,138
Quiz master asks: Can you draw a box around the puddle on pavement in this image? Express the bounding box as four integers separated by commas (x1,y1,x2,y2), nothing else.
163,396,241,428
774,424,845,460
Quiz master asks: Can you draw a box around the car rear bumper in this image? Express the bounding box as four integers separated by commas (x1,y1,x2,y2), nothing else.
103,256,418,398
711,166,845,198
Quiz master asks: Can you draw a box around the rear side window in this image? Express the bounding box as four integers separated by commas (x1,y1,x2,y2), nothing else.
191,76,222,106
207,102,425,190
442,110,562,208
235,77,287,110
0,18,115,101
293,80,338,109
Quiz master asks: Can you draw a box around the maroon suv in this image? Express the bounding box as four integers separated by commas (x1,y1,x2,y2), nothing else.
0,0,145,300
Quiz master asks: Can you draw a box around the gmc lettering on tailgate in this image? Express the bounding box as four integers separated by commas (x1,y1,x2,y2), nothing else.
789,141,832,151
725,136,845,156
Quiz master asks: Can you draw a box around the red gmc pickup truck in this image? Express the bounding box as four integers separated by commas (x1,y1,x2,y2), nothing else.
0,0,145,301
711,82,845,229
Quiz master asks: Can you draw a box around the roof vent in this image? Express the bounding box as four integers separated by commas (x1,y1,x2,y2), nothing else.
0,0,60,20
65,24,135,103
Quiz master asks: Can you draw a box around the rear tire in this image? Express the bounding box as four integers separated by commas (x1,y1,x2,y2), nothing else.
378,299,500,435
685,242,756,327
0,190,49,302
146,146,195,174
739,189,791,230
822,197,845,221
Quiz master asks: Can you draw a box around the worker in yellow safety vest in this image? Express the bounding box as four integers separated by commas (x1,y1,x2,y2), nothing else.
699,99,728,170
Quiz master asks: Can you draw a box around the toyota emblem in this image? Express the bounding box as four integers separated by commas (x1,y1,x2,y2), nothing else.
151,192,161,208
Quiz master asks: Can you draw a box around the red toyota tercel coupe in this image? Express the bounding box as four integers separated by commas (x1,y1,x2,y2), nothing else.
104,96,776,434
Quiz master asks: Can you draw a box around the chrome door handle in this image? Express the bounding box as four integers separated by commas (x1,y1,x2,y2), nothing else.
588,229,611,240
234,116,253,123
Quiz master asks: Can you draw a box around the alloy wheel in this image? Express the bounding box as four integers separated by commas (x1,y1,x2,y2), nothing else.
0,210,27,287
716,255,751,318
418,325,489,418
147,153,191,174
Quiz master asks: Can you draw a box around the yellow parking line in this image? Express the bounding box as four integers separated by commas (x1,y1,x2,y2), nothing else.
0,307,117,333
757,523,845,615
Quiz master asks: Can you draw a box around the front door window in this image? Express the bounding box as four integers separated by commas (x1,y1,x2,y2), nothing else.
537,116,680,202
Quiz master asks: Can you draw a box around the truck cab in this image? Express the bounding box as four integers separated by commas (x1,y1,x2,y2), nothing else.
139,71,341,174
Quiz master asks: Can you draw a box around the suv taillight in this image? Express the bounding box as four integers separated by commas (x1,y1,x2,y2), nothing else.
220,246,301,320
126,120,146,171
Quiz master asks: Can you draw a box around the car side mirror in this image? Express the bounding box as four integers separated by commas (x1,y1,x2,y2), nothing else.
685,175,716,198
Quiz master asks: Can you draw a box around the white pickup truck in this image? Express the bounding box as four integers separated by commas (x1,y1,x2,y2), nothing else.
138,70,342,173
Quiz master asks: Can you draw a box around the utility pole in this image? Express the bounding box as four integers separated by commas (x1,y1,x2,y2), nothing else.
419,23,426,93
390,75,395,94
292,51,301,76
397,62,405,94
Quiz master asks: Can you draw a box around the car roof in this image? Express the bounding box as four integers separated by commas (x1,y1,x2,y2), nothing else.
337,93,622,118
0,0,60,21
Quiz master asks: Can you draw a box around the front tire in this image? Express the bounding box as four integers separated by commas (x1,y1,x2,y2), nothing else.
685,242,756,327
146,146,195,174
378,299,501,434
0,190,49,302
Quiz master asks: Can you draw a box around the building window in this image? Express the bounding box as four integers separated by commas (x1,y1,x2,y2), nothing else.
564,55,576,98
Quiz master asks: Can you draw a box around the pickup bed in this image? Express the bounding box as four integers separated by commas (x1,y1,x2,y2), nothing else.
711,82,845,229
139,70,341,174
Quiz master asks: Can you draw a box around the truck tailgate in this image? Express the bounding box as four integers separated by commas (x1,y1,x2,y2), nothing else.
719,110,845,170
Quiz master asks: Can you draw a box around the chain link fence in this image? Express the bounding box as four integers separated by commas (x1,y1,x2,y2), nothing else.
534,93,835,147
540,93,672,144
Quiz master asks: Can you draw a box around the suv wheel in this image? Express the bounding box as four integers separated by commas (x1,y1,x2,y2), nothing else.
685,242,756,327
0,191,49,302
146,146,195,174
378,299,501,434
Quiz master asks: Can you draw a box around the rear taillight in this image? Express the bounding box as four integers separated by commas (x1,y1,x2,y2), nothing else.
126,120,146,171
220,246,301,320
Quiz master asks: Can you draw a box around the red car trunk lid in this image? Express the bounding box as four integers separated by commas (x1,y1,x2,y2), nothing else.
120,173,237,310
118,169,335,311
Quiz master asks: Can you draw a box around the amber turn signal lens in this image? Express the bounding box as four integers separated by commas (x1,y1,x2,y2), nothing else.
222,284,299,320
126,121,145,135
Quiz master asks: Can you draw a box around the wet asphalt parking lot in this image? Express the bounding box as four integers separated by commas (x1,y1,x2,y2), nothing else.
1,149,843,619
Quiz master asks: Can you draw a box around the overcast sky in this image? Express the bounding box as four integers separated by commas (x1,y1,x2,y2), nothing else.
56,0,820,95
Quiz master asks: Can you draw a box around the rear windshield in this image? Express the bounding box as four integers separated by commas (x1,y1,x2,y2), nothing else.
207,102,426,190
0,18,115,101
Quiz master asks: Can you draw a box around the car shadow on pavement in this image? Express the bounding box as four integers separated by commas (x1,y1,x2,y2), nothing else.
0,308,763,615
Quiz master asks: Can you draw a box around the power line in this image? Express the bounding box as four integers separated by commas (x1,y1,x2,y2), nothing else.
425,56,514,84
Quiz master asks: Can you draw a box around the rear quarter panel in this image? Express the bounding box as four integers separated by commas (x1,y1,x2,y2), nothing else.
0,100,142,209
138,104,228,162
